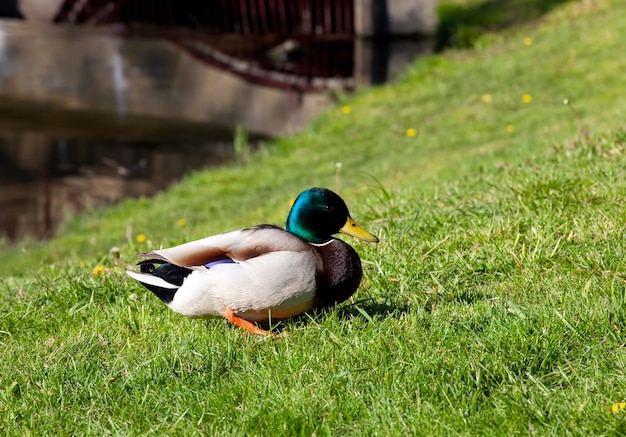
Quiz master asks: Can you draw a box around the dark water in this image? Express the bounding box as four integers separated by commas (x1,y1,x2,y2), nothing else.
0,20,431,242
0,135,238,241
0,88,263,240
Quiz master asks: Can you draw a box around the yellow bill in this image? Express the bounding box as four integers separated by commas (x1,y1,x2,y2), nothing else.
339,217,379,243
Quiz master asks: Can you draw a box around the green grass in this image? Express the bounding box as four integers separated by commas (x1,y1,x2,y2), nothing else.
3,0,626,434
435,0,577,50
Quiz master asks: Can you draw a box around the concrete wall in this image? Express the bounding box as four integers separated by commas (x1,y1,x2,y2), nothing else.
0,19,334,139
17,0,63,21
354,0,438,37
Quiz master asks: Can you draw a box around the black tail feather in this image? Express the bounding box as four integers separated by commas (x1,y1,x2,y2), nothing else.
135,259,193,304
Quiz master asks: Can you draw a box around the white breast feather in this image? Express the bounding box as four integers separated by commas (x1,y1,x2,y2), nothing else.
168,250,319,321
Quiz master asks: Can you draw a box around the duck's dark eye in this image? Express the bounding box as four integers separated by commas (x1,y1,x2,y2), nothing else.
324,205,333,211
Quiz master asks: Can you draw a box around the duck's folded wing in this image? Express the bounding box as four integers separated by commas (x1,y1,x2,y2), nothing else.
136,225,312,269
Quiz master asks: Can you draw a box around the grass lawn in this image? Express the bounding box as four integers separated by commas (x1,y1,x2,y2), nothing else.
2,0,626,434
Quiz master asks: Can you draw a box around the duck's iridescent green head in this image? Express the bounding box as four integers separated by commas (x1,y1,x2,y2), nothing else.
286,187,379,244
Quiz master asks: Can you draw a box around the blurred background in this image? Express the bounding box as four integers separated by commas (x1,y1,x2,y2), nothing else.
1,0,572,242
0,0,437,242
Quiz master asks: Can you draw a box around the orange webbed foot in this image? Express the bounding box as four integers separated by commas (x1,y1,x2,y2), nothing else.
224,308,284,337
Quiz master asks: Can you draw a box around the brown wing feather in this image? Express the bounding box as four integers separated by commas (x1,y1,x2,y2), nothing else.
136,245,232,268
135,225,312,269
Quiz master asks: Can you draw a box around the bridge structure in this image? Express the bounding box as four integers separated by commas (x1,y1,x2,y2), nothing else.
54,0,354,35
21,0,435,92
51,0,356,92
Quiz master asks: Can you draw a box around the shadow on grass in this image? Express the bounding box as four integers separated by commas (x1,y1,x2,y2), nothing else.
436,0,577,51
252,289,496,334
337,298,411,321
252,299,411,334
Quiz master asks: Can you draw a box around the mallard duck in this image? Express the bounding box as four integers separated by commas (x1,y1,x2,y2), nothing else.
126,187,378,335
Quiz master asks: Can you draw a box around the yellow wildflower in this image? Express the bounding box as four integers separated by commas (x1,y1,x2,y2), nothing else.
177,218,187,227
481,94,492,103
341,105,351,114
92,265,104,275
406,128,417,137
136,234,147,243
505,125,515,133
523,37,533,46
609,402,626,414
522,94,533,103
